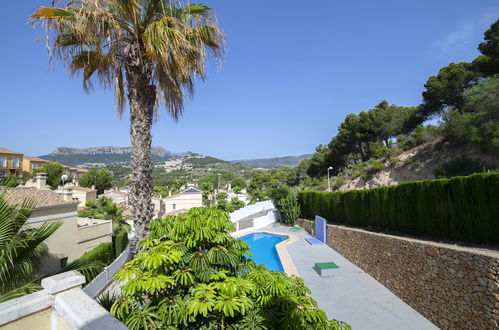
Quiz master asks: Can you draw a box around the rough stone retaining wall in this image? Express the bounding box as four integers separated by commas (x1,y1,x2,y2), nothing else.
297,219,499,329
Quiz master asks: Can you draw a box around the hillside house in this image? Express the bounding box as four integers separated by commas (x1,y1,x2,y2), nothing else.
4,177,112,275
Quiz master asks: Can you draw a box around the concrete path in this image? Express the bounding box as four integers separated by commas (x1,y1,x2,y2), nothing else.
263,224,438,330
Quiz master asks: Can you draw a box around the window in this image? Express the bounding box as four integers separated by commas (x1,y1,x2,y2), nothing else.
172,203,176,210
0,170,6,178
60,257,68,268
32,163,39,171
12,157,20,168
0,157,6,168
15,171,20,178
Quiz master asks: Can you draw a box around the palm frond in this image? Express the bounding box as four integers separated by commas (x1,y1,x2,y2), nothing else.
0,282,43,303
57,259,105,283
32,7,74,19
0,192,63,296
31,0,224,120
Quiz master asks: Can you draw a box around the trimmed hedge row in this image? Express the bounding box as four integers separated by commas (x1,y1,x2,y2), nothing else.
299,173,499,244
113,229,129,257
71,242,114,282
76,242,114,265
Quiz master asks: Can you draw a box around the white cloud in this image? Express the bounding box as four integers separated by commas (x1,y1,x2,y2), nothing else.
432,22,475,51
432,10,499,52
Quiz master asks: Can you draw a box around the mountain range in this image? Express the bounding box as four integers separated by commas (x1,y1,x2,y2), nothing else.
40,146,191,166
230,154,312,168
40,146,311,169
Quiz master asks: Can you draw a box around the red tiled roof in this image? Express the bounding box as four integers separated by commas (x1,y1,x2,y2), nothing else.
4,187,79,208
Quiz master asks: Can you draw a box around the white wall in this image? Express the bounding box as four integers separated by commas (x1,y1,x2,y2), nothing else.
163,192,202,213
229,200,278,235
29,206,112,276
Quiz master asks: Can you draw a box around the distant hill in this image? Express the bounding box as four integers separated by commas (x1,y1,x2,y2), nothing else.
40,146,191,167
230,154,312,168
40,146,312,170
184,155,227,167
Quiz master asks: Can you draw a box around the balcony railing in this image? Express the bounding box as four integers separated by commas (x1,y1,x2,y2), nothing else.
83,242,131,298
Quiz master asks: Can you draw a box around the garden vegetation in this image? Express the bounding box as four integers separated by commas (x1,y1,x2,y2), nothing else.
299,173,499,245
108,207,350,329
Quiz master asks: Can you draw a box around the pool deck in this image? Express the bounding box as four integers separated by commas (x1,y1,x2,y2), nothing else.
251,223,438,330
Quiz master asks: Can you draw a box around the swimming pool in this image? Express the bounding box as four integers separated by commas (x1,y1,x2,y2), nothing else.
239,232,288,271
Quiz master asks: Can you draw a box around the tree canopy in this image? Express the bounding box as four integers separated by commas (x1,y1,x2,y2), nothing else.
420,19,499,119
31,161,65,189
79,168,113,194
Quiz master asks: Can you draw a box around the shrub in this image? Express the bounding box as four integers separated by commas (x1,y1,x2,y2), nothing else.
269,187,300,225
389,157,398,167
227,197,245,212
78,242,114,265
113,229,128,258
333,174,346,190
299,173,499,244
70,242,114,282
97,291,119,312
367,159,386,175
279,190,301,225
433,156,486,178
397,125,440,150
215,192,228,210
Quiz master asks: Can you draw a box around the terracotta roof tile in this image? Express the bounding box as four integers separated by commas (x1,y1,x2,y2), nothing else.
3,187,78,208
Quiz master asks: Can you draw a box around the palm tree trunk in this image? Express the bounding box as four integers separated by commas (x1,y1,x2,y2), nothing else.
125,45,156,255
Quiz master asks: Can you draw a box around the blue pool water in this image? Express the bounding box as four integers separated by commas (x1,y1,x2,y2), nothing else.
239,232,288,271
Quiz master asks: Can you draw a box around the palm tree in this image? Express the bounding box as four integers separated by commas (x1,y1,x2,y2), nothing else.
31,0,225,252
79,197,131,232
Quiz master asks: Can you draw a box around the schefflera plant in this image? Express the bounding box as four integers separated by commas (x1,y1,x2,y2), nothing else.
110,207,350,329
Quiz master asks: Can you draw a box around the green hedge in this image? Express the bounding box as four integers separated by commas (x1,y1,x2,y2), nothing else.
70,242,114,282
77,242,114,265
299,173,499,244
113,229,129,258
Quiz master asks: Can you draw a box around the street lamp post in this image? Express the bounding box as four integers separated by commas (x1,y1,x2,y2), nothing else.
327,167,333,192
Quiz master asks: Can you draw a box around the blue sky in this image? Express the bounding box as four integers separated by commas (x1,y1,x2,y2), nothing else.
0,1,497,160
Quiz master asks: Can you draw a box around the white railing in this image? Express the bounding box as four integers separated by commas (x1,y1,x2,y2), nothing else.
83,243,130,298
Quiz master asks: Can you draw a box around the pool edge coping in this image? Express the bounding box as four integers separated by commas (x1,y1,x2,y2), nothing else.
232,229,300,277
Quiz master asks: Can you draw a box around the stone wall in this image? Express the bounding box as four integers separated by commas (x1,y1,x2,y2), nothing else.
297,219,499,329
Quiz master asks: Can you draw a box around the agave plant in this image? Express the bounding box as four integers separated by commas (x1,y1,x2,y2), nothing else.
31,0,225,253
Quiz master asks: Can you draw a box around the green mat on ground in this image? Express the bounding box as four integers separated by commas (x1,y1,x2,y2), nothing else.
290,226,302,230
315,262,339,270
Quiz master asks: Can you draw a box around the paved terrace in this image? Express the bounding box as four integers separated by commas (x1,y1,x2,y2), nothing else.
259,223,438,330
